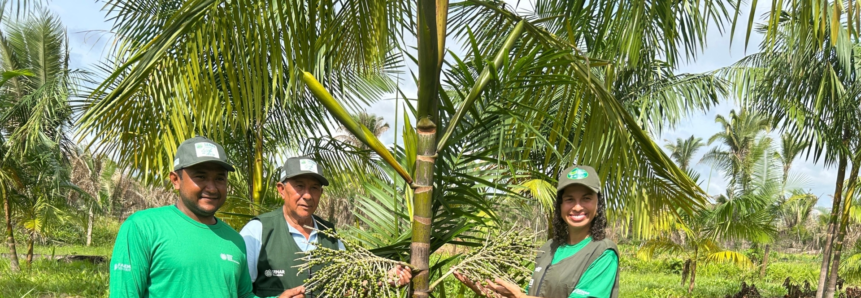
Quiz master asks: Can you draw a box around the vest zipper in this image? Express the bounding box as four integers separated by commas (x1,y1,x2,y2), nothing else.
534,263,551,295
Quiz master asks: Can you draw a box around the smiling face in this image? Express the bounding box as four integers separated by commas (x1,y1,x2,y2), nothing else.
169,162,229,223
559,184,598,233
278,175,323,222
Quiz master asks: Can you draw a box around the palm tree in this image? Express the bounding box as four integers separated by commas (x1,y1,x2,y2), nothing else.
753,133,811,277
67,149,118,246
665,136,706,172
14,151,77,265
780,190,820,248
778,133,809,190
0,7,79,271
701,110,771,199
77,0,399,211
725,4,861,296
80,0,733,296
336,112,390,151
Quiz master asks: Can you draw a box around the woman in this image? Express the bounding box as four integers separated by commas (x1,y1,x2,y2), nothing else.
455,165,619,298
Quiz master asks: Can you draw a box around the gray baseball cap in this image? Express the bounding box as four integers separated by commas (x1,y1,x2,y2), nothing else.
279,156,329,186
557,165,601,194
173,136,235,172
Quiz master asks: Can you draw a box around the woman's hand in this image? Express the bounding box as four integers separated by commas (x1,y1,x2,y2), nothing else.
485,278,528,298
453,272,501,298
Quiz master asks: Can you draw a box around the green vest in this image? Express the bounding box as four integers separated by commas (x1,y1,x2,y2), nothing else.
527,239,620,298
251,210,340,297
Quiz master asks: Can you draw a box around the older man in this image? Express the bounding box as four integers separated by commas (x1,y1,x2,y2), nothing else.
240,156,411,297
109,136,300,298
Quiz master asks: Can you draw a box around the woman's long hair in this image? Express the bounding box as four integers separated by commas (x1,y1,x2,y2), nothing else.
552,191,607,244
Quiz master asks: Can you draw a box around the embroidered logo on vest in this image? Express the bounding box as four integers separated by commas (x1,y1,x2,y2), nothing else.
264,269,285,277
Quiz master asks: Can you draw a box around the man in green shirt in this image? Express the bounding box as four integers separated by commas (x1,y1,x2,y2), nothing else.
109,136,301,298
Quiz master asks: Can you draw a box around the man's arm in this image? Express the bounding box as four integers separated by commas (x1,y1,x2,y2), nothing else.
239,220,263,281
109,218,151,298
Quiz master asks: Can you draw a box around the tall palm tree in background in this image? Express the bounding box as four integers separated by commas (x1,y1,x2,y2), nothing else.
779,190,820,248
726,2,861,295
701,110,771,199
666,136,706,172
740,133,810,278
778,133,809,192
67,149,118,247
0,5,80,270
336,112,390,151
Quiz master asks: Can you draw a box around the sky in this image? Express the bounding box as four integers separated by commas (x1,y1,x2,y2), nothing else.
45,0,840,208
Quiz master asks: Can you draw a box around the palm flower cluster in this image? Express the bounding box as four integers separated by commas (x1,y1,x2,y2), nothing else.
295,230,410,298
430,229,539,291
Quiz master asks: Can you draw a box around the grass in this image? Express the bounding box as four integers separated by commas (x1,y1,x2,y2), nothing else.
0,258,110,298
0,245,113,257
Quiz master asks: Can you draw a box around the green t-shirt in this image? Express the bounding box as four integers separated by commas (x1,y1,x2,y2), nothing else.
109,205,266,298
527,236,619,298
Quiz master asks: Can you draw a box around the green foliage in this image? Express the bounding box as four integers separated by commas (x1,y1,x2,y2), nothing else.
622,245,825,298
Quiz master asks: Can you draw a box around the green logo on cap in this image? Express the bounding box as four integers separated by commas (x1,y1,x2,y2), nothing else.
567,168,589,180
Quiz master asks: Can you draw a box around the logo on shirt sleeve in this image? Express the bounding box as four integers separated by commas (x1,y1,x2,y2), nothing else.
220,253,240,264
572,289,590,295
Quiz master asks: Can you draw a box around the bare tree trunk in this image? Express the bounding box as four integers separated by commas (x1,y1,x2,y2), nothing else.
761,244,771,277
824,156,860,298
3,185,20,272
86,204,94,246
817,151,848,298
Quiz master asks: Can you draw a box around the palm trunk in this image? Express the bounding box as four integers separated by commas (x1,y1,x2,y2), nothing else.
824,155,860,298
681,259,691,286
3,184,20,272
26,231,34,266
409,0,447,296
816,148,848,298
760,244,771,277
86,204,94,246
328,197,337,226
249,127,264,213
688,256,698,294
410,117,437,298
